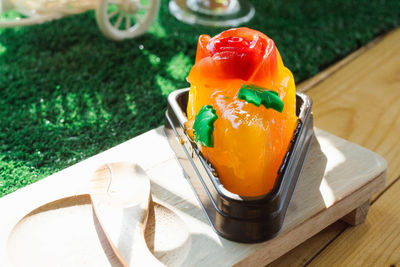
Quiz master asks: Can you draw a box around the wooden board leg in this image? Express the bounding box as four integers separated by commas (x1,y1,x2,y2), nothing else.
341,200,370,226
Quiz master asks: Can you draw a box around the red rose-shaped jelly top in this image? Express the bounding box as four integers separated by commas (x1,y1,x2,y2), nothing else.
207,36,253,53
190,28,278,82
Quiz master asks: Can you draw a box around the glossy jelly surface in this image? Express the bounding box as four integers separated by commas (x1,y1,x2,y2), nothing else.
186,28,297,196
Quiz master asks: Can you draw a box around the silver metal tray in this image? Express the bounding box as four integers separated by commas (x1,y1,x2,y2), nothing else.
164,88,314,243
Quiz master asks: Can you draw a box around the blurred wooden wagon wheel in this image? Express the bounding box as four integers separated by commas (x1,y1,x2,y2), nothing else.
0,0,159,40
95,0,160,40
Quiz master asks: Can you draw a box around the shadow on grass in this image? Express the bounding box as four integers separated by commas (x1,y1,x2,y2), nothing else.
0,8,199,194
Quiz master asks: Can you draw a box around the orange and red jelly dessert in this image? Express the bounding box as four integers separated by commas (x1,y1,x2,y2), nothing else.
186,28,297,197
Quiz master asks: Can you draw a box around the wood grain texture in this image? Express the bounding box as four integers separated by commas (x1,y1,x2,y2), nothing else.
306,26,400,266
0,127,386,266
306,27,400,188
308,177,400,266
271,27,400,266
267,221,347,267
297,34,383,93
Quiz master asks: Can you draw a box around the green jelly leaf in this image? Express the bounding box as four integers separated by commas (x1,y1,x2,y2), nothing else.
193,105,218,147
238,85,284,113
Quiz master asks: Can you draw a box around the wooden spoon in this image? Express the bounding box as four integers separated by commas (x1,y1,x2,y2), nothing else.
90,162,163,267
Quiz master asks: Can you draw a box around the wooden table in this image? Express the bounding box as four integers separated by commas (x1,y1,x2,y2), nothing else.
270,27,400,266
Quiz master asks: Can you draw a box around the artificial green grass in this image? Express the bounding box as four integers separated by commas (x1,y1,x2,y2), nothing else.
1,0,400,197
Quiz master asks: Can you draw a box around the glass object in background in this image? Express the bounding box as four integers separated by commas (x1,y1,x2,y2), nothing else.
169,0,254,27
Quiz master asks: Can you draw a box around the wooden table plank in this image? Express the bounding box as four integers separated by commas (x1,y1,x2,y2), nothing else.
268,221,347,267
308,176,400,266
306,27,400,188
297,35,383,93
307,27,400,265
269,27,400,266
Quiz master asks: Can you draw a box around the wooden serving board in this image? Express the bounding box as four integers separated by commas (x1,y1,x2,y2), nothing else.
0,127,386,266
